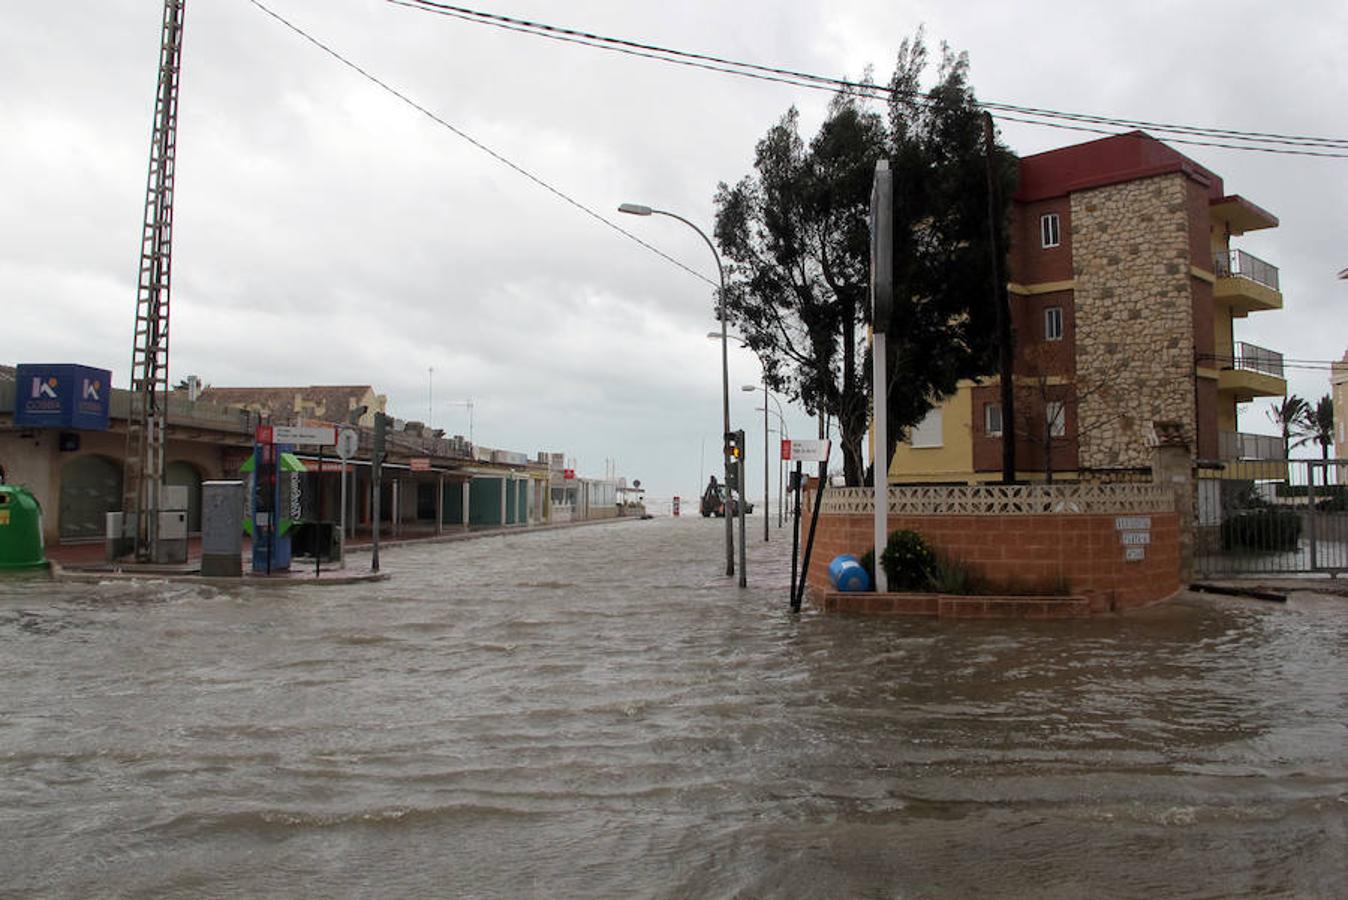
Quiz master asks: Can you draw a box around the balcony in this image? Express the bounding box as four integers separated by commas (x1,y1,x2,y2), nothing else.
1218,430,1285,461
1218,341,1286,401
1213,249,1282,315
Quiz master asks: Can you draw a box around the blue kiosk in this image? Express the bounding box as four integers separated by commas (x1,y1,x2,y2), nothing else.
241,442,303,574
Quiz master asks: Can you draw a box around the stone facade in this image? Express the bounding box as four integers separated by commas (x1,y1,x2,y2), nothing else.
1070,173,1196,468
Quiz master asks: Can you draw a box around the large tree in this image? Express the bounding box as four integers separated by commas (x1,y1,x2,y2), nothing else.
714,35,1016,486
714,97,886,484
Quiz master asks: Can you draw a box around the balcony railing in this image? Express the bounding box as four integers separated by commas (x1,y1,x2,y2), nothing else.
1231,341,1285,379
1219,430,1286,461
1215,249,1280,291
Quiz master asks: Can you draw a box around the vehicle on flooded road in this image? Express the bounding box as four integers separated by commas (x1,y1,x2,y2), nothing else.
699,476,753,517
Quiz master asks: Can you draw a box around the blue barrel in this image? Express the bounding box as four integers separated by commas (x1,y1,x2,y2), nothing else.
827,554,871,592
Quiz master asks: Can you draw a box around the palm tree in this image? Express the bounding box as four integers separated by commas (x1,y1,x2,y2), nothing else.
1296,394,1335,460
1267,395,1310,458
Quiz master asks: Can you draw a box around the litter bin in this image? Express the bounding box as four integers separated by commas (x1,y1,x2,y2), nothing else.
0,485,48,571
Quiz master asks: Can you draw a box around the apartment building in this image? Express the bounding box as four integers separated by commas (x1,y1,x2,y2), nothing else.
891,131,1286,482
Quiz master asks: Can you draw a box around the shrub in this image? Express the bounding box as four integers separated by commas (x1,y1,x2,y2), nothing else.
927,552,980,594
1221,507,1302,552
1315,493,1348,513
880,529,936,590
859,548,876,583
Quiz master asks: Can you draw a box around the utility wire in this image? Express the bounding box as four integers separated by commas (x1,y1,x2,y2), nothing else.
391,0,1348,159
244,0,718,288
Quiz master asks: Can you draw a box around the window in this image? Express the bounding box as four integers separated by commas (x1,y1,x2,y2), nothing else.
984,403,1003,437
1046,400,1066,437
1044,306,1063,341
910,408,943,449
1040,213,1060,248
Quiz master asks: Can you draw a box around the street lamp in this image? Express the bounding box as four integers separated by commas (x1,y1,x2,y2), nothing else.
741,384,771,542
757,399,789,529
622,201,739,584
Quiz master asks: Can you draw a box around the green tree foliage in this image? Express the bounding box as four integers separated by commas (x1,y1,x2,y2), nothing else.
714,97,886,484
1296,393,1335,459
1267,394,1309,458
713,33,1015,485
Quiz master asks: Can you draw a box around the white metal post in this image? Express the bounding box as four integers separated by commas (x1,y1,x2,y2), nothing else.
870,159,894,594
763,383,770,542
873,331,888,593
339,458,347,563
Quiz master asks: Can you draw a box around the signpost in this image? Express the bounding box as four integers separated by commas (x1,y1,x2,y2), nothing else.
784,439,832,612
336,428,357,561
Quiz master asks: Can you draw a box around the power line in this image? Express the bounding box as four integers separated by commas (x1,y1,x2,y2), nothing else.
390,0,1348,159
244,0,718,288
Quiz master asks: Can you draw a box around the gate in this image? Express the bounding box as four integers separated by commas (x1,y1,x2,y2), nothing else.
1195,458,1348,576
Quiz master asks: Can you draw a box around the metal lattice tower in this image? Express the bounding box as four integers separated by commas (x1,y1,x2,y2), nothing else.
124,0,186,561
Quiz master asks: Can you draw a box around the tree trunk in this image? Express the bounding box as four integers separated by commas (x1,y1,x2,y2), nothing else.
841,289,859,486
1044,417,1054,484
983,113,1014,483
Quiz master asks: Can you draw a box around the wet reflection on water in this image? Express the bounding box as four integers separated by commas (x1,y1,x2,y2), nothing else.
2,517,1345,897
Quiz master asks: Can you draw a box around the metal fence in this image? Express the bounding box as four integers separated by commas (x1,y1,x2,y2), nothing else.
1195,458,1348,576
1214,248,1281,291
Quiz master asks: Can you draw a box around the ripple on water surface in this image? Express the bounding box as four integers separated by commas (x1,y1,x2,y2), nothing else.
1,517,1345,897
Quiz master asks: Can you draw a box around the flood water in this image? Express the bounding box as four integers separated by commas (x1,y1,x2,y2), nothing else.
2,516,1345,898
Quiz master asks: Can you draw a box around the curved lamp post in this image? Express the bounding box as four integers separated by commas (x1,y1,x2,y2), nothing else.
756,394,789,530
742,384,776,542
621,202,738,583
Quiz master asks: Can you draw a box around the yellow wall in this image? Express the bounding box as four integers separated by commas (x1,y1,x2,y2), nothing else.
888,383,975,482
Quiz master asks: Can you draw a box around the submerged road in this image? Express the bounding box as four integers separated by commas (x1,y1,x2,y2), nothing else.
2,516,1345,897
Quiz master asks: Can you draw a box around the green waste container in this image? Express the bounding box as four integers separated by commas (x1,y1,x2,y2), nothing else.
0,485,48,570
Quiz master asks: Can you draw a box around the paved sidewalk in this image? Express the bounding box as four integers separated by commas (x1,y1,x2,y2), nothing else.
44,515,643,584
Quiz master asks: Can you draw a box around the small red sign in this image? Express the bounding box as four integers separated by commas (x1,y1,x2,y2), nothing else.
409,458,431,472
563,468,576,480
255,425,274,444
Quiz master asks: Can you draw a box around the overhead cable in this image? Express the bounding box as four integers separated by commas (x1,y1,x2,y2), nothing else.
390,0,1348,159
244,0,718,288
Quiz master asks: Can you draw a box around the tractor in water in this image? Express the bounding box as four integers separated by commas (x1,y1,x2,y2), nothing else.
699,476,752,518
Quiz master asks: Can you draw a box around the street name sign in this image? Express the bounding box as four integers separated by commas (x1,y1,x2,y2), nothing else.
269,425,337,446
781,439,831,462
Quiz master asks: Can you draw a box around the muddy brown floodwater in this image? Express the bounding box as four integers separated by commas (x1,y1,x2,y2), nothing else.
1,516,1345,898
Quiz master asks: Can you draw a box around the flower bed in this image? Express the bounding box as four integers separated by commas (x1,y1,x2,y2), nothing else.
806,484,1182,615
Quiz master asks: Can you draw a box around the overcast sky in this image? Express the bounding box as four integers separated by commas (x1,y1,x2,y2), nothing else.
4,0,1345,501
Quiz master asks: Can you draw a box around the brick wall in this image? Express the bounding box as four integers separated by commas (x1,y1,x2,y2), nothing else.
806,509,1181,613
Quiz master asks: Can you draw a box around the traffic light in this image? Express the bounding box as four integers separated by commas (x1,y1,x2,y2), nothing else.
725,430,744,463
372,412,388,466
724,430,745,493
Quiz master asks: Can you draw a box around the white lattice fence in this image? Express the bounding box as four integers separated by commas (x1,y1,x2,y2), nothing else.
818,483,1174,516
